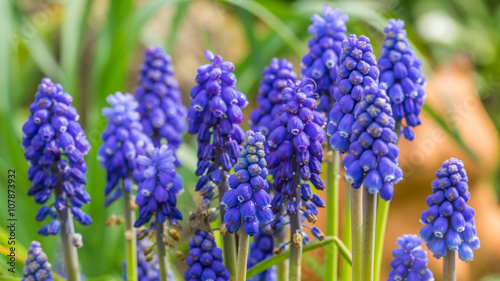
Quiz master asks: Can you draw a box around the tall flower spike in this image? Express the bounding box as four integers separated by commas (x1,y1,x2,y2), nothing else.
343,84,403,200
419,158,479,262
250,58,297,138
134,144,183,228
21,241,54,281
135,46,187,164
379,19,426,140
388,234,434,281
327,34,380,153
301,5,349,113
22,77,91,235
247,225,276,281
187,50,248,204
98,92,151,206
221,130,272,236
185,230,231,281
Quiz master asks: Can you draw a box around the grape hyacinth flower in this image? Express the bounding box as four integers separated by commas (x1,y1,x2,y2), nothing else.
378,19,426,140
187,50,248,204
22,78,92,235
135,46,187,163
221,131,272,236
248,225,276,281
185,230,231,281
419,158,479,262
388,234,434,281
301,5,349,113
21,241,54,281
327,34,380,153
343,84,403,200
250,58,297,138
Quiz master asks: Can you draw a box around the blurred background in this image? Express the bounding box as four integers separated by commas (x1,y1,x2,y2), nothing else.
1,0,500,280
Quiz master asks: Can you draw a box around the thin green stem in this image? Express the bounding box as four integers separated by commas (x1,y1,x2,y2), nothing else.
351,187,363,281
361,192,377,281
339,183,352,281
155,222,168,281
289,161,302,280
276,227,289,281
236,231,250,281
122,187,137,281
325,150,340,281
219,169,238,277
443,250,456,281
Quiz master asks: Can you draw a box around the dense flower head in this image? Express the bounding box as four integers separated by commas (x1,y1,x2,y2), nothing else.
250,58,297,138
327,34,380,153
135,46,187,164
187,50,248,204
343,84,403,200
388,234,434,281
378,19,426,140
266,79,326,223
248,225,276,281
134,144,183,227
185,230,230,281
98,92,151,206
21,241,53,281
221,131,272,236
419,158,479,262
22,78,92,235
301,5,349,113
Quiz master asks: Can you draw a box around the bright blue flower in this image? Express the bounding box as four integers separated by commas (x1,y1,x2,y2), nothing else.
185,230,230,281
250,58,297,138
326,34,380,153
135,46,187,164
388,234,434,281
98,92,152,206
187,50,248,204
248,225,276,281
420,158,479,261
21,241,54,281
134,144,183,227
222,131,271,236
343,84,402,200
379,19,426,140
301,5,349,113
22,78,91,236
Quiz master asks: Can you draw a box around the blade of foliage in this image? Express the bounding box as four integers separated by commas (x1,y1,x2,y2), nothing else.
165,1,191,53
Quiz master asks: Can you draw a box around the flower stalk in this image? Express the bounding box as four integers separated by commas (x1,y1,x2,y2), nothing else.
325,150,340,281
122,186,137,281
155,222,169,281
443,250,456,281
218,167,238,276
361,192,377,281
289,161,303,280
236,230,250,281
351,187,362,281
276,220,289,281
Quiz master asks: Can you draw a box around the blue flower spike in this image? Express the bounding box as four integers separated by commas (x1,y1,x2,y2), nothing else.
222,130,272,236
343,84,403,200
420,158,479,262
388,234,434,281
185,230,230,281
301,5,349,113
21,241,54,281
379,19,426,140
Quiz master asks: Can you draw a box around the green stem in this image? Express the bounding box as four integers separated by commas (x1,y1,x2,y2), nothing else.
325,151,340,281
351,187,363,281
122,188,137,281
155,222,168,281
289,161,302,280
361,192,377,281
443,250,456,281
236,231,250,281
219,169,238,277
276,227,289,281
340,182,352,281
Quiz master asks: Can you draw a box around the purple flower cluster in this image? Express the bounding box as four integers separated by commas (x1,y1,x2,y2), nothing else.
185,230,230,281
301,5,349,113
187,50,248,203
21,241,53,281
388,234,434,281
343,84,403,200
135,46,187,164
98,92,151,206
250,58,297,138
267,79,326,223
22,78,92,235
221,131,272,236
134,145,183,227
248,225,276,281
379,19,426,140
419,158,479,262
327,34,380,153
